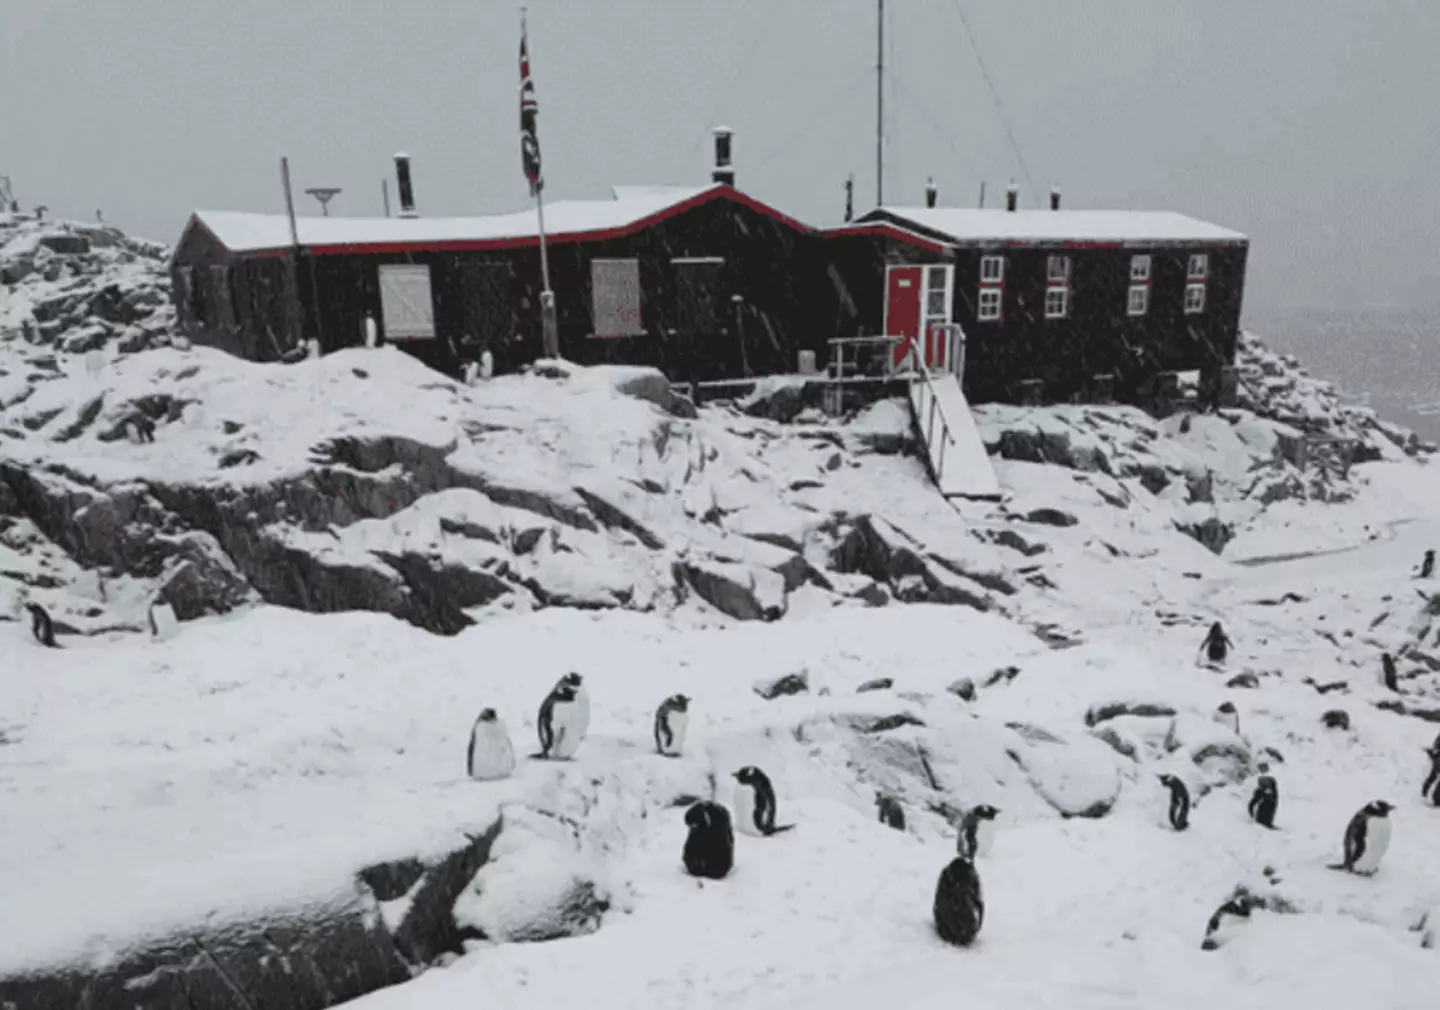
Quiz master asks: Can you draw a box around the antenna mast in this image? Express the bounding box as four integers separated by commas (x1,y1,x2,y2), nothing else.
876,0,884,208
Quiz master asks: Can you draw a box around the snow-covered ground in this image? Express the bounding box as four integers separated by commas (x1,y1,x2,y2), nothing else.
5,210,1440,1008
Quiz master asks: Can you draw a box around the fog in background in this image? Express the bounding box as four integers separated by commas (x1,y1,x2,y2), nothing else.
4,0,1437,313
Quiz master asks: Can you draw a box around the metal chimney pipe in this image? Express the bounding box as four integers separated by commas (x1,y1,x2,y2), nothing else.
844,174,854,223
711,126,735,187
1006,180,1018,213
1050,187,1061,211
925,177,938,208
394,152,417,218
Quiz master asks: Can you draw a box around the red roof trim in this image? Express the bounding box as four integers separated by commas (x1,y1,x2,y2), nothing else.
231,185,814,259
823,223,951,255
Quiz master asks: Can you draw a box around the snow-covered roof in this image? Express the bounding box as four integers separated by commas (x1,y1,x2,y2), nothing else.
861,207,1247,245
189,184,801,256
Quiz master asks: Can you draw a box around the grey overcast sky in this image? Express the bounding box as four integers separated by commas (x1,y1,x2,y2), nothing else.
3,0,1437,312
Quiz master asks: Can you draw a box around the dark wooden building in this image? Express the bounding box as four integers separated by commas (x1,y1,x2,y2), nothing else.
169,178,828,382
828,193,1249,405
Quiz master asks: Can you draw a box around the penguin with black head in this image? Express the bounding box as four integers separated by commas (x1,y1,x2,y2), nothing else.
1421,743,1440,807
1328,800,1394,875
24,602,58,648
933,853,984,947
1202,893,1256,950
682,800,735,880
1419,549,1435,579
1158,774,1191,831
467,708,516,781
732,766,794,837
536,673,589,760
957,804,1000,859
1248,774,1279,829
653,694,690,757
1381,652,1400,693
1199,621,1233,666
875,792,906,831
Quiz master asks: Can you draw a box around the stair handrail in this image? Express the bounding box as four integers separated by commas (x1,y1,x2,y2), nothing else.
901,333,959,483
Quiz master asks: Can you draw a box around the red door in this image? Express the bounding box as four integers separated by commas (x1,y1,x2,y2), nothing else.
884,265,923,369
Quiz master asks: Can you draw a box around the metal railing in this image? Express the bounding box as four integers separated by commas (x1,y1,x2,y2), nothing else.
900,332,961,484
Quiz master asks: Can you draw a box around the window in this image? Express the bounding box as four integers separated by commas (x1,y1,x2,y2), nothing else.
1047,255,1071,284
1184,282,1206,314
926,265,949,316
1044,286,1069,320
591,258,643,337
980,255,1005,284
1127,285,1149,316
1130,255,1151,283
977,287,1003,321
378,263,437,339
1187,253,1209,280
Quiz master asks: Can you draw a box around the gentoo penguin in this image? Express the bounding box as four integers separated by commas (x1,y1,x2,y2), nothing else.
1202,894,1256,951
1419,549,1435,579
1421,744,1440,807
682,801,735,880
876,792,906,831
1200,621,1233,665
1381,653,1400,692
933,855,985,947
536,674,588,760
957,804,1000,859
1248,775,1279,829
1158,774,1191,831
25,602,58,648
466,708,516,781
653,693,690,757
1214,701,1241,735
1329,800,1395,875
147,598,179,641
732,766,794,837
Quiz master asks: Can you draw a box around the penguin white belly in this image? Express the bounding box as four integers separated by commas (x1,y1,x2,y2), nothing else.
468,722,516,781
571,687,592,738
660,711,688,756
1353,818,1391,873
549,700,586,759
733,784,762,836
973,818,996,857
149,602,180,642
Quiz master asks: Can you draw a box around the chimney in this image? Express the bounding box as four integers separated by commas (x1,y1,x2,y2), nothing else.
1050,186,1061,211
394,152,417,218
711,126,735,187
925,177,938,208
1005,180,1018,213
844,174,854,223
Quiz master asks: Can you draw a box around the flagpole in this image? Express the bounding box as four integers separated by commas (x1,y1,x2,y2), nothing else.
523,8,559,360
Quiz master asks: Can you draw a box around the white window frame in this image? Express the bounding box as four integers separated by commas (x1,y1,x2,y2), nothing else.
378,263,437,340
977,286,1003,321
1127,285,1149,317
1187,253,1209,280
1184,282,1206,315
1130,254,1152,283
1044,285,1069,320
1046,255,1071,284
980,255,1005,284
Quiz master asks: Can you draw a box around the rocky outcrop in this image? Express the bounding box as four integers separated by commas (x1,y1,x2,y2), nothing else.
828,514,1010,611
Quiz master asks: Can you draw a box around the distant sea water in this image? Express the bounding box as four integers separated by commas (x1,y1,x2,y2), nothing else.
1242,306,1440,443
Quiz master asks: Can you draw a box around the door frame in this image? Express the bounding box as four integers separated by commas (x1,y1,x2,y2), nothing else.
885,262,955,374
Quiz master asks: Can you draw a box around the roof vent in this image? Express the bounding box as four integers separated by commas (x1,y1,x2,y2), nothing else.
1050,186,1061,211
925,177,938,208
394,153,418,219
711,127,735,187
1006,180,1018,213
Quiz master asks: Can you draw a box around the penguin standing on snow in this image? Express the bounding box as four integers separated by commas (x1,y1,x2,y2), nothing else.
1329,801,1394,875
147,598,179,641
957,804,1000,859
653,694,690,757
1381,653,1400,692
732,766,794,837
25,602,58,648
1421,744,1440,807
1158,774,1191,831
466,708,516,781
682,801,735,880
1248,775,1279,829
876,792,906,831
1202,893,1256,951
536,673,589,760
1214,701,1241,735
1419,549,1435,579
933,854,985,947
1199,621,1234,666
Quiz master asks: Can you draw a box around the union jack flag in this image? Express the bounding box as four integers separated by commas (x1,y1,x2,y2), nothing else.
519,25,543,196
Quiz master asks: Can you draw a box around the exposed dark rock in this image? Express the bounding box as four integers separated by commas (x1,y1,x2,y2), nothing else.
1006,722,1066,745
754,670,810,700
1175,517,1235,555
675,559,784,622
856,677,893,693
842,712,926,734
603,367,698,419
52,395,105,443
1374,699,1440,724
982,527,1048,557
1191,741,1253,785
1090,725,1138,760
987,427,1114,475
376,551,516,635
984,665,1020,687
218,448,262,469
1023,507,1079,528
357,858,427,902
829,514,999,611
1084,701,1177,727
574,486,664,549
1321,709,1351,730
1226,672,1261,689
391,818,505,964
739,378,826,423
947,678,977,701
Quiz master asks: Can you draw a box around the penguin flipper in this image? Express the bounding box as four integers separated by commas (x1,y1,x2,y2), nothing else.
765,824,796,835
